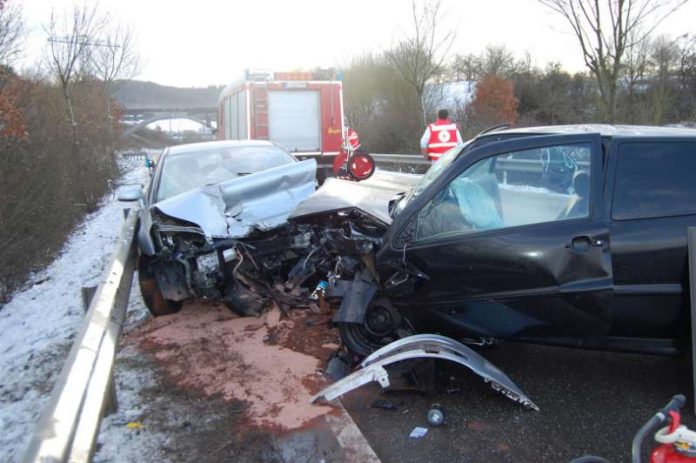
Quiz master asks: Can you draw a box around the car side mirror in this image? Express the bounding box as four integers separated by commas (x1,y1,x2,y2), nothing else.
388,192,406,218
118,185,145,202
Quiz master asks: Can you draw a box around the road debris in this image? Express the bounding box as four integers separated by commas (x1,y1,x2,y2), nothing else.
427,404,445,427
311,334,538,411
409,427,428,439
371,399,398,411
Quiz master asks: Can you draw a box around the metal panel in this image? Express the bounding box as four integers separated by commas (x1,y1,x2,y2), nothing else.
237,90,247,140
23,209,138,463
689,226,696,415
268,90,321,152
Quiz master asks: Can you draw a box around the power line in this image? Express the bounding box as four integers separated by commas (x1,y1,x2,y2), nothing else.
47,36,120,49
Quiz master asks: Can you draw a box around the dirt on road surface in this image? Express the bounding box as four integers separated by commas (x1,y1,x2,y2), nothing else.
95,300,378,463
128,303,336,431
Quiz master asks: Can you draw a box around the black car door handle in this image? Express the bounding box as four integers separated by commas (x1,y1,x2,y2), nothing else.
566,236,605,252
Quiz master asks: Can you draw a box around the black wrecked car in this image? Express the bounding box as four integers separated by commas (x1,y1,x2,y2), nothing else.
288,124,696,356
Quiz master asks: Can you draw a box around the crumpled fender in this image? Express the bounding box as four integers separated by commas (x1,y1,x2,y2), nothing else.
311,334,538,411
330,270,377,324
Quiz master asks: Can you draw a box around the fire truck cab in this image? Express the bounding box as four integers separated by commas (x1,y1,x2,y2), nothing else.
217,69,345,169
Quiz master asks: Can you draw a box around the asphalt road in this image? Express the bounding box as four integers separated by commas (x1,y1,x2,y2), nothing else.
341,341,695,463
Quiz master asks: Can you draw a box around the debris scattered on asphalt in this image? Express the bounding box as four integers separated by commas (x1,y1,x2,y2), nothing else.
325,351,352,381
264,303,282,328
409,427,428,439
427,403,445,427
126,421,144,429
127,304,334,430
311,334,538,410
371,399,398,411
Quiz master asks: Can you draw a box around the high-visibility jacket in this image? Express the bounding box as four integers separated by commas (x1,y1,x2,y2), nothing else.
427,119,458,160
347,127,361,150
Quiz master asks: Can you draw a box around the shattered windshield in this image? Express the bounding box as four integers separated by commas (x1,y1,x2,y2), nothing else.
393,143,469,216
156,145,295,202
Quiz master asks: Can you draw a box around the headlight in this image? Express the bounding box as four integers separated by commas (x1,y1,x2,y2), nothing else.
196,252,219,273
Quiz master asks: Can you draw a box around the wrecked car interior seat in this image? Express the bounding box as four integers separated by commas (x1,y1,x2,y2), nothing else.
556,171,590,220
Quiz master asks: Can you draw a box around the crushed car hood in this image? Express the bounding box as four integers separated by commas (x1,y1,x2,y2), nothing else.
289,171,421,226
152,159,317,239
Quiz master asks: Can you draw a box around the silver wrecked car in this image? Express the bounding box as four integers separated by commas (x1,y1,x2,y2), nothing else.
119,140,317,316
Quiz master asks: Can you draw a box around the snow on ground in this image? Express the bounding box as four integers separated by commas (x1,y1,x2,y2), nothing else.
93,287,170,463
146,118,213,134
0,155,149,463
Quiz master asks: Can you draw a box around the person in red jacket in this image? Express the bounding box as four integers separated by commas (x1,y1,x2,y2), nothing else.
420,109,462,163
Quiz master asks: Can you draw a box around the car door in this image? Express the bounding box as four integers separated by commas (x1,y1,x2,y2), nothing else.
377,133,612,340
606,138,696,343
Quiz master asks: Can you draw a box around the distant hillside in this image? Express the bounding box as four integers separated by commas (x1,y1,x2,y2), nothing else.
113,80,224,110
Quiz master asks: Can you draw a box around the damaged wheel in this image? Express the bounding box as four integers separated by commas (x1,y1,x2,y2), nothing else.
338,299,409,357
137,256,182,316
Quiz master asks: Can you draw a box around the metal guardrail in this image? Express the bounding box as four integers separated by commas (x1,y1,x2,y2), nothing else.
23,209,138,463
371,153,431,166
371,153,590,175
121,151,148,161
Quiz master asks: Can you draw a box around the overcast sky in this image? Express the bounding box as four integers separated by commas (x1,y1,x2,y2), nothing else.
18,0,696,88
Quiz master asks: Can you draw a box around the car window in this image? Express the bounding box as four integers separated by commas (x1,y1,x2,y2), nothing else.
415,143,592,241
612,142,696,221
155,145,295,202
393,143,470,216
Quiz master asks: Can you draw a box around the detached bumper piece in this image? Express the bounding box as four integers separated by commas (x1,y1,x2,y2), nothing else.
310,334,539,411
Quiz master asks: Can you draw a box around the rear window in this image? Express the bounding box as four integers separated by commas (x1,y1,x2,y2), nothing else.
612,142,696,220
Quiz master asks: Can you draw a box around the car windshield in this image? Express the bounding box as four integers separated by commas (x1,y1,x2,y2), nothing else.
393,142,470,216
156,145,295,202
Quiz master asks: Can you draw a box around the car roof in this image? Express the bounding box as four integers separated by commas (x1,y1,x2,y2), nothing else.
485,124,696,139
165,139,278,155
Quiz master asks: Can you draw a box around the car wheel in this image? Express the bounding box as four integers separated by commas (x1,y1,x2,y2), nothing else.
338,298,409,357
347,151,376,181
137,256,182,316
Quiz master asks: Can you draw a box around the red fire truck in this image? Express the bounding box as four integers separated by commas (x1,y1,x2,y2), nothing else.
217,69,344,163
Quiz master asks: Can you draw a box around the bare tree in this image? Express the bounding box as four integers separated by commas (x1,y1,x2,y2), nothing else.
91,22,139,126
538,0,689,122
0,0,23,67
387,0,456,125
452,53,481,90
622,29,651,121
45,3,105,132
676,34,696,119
649,35,679,123
480,45,517,77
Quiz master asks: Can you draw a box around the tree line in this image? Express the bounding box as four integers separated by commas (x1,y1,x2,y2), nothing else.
342,0,694,153
0,2,137,301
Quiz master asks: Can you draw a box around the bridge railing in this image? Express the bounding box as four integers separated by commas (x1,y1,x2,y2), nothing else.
22,209,138,463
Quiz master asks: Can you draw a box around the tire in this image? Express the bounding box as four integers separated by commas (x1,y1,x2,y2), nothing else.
338,298,409,357
137,256,182,316
347,151,376,181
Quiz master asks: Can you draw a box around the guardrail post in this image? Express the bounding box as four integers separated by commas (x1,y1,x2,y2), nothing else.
81,286,97,314
104,373,118,417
